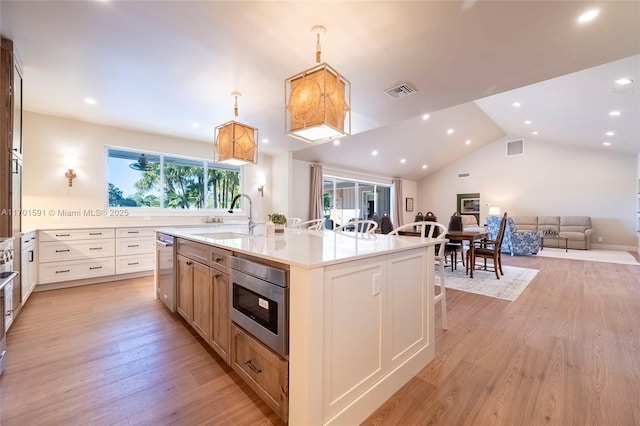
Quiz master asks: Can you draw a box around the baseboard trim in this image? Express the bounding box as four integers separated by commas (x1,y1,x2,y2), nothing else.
590,243,637,251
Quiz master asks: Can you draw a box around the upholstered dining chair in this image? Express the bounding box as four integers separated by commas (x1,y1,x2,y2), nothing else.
290,218,324,231
333,220,378,234
466,212,507,279
389,221,448,329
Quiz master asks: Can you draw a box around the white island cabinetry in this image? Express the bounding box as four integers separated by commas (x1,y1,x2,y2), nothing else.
160,227,437,425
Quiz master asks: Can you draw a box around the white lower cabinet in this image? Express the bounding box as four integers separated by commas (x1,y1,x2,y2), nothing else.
115,227,155,274
37,227,155,286
39,257,115,283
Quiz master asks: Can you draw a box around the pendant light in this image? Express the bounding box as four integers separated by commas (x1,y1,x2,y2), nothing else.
214,92,258,166
285,25,351,143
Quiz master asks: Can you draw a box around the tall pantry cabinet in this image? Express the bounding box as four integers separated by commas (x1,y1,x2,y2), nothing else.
1,37,24,317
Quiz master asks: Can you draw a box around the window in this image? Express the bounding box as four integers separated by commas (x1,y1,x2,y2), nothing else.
107,148,241,210
323,176,391,227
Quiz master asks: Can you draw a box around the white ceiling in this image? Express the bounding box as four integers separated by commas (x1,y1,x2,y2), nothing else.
1,1,639,181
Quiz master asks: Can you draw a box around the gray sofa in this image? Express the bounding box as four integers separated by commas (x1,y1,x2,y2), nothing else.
512,216,593,250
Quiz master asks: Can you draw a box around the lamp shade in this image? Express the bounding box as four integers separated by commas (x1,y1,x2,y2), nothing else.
488,206,501,216
214,120,258,166
285,62,351,143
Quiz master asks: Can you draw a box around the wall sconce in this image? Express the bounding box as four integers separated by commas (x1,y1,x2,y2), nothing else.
64,156,77,187
258,185,264,197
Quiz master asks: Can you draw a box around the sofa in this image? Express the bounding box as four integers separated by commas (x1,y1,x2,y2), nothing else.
512,216,593,250
461,215,486,233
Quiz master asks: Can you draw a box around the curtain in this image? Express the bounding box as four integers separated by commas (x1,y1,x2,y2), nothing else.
392,178,403,227
310,164,323,220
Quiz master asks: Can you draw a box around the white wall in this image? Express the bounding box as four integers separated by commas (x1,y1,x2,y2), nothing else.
271,151,292,218
291,159,312,221
22,111,273,229
401,179,418,226
418,135,637,250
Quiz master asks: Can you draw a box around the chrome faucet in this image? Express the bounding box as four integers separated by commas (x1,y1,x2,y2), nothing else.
228,193,255,235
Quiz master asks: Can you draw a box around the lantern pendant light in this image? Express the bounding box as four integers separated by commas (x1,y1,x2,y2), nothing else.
214,91,258,166
285,25,351,143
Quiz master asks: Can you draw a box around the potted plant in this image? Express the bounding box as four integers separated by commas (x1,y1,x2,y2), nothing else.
271,213,287,233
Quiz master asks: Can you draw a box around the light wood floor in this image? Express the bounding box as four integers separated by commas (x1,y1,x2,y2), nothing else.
1,253,639,425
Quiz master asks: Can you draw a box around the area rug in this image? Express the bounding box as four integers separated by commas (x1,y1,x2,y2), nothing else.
536,248,639,265
437,265,538,301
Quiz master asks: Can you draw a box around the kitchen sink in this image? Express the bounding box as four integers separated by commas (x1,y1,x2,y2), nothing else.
195,232,251,239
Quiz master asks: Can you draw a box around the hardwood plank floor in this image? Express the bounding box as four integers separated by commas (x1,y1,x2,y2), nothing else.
1,253,639,425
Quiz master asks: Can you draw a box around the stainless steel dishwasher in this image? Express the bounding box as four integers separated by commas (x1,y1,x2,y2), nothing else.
155,233,176,312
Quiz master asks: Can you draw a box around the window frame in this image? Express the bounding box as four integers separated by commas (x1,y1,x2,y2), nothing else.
105,146,244,215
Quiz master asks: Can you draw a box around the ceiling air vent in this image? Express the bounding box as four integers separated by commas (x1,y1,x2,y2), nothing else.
384,83,417,99
506,139,524,157
457,172,470,178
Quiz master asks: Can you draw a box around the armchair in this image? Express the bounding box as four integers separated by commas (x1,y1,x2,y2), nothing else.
503,217,540,255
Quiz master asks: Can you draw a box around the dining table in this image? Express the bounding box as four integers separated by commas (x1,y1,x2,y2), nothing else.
398,228,488,278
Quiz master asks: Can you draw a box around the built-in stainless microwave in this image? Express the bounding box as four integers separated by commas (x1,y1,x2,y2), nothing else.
229,256,289,358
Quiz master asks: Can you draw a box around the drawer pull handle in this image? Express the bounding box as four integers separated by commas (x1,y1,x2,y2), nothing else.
89,266,102,270
127,244,139,248
186,261,193,266
128,262,139,266
127,231,139,234
214,274,221,279
244,360,262,375
215,257,223,262
55,269,70,273
89,233,103,235
55,249,70,253
89,247,102,250
55,234,70,237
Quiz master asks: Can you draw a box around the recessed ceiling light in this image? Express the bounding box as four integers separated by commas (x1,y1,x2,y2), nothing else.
372,150,378,156
605,131,615,136
512,102,521,108
609,110,621,116
422,114,430,120
262,138,269,144
447,128,454,135
603,141,611,146
465,140,472,145
192,122,200,128
577,8,599,23
84,97,96,105
524,120,531,125
333,139,340,145
421,165,427,169
532,131,539,135
400,158,406,164
615,78,633,85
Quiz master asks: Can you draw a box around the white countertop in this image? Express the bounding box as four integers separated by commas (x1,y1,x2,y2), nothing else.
157,225,439,269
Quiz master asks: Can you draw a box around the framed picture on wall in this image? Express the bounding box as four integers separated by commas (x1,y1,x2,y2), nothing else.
460,197,480,214
405,197,414,212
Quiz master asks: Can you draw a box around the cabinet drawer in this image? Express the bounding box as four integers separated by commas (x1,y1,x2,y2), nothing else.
115,227,156,239
115,237,155,256
176,239,209,264
231,324,288,422
210,246,231,272
116,253,155,274
39,228,114,242
39,258,115,284
40,240,115,262
21,230,37,248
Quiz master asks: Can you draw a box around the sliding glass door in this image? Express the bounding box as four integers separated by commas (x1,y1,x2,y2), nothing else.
323,176,391,228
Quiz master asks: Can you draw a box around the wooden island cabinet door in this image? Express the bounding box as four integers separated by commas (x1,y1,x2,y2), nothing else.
191,262,211,341
210,271,230,363
176,254,193,323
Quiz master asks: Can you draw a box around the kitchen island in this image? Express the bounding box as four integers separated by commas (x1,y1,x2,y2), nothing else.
158,225,439,425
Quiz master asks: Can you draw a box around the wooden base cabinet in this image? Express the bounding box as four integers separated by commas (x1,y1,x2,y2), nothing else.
177,252,210,336
231,324,289,422
210,270,230,363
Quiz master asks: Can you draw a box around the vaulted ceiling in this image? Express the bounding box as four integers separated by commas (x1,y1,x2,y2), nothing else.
2,1,639,180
